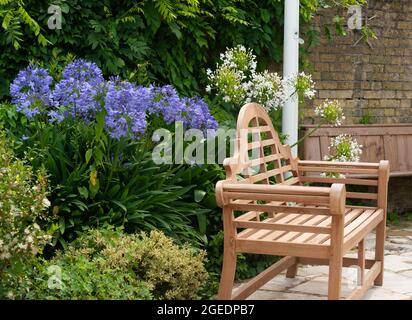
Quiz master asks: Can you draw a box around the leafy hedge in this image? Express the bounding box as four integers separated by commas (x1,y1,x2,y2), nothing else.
2,228,207,300
0,0,366,98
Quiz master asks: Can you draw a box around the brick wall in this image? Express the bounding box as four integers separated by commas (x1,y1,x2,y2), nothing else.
306,0,412,124
305,1,412,214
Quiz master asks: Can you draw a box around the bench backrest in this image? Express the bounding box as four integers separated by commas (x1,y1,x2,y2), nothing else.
225,103,300,185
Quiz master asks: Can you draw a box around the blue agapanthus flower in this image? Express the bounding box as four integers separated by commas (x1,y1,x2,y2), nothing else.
181,96,218,132
149,85,218,133
61,59,104,84
50,79,105,123
50,59,105,123
104,80,151,140
149,85,184,124
10,65,53,119
10,59,219,140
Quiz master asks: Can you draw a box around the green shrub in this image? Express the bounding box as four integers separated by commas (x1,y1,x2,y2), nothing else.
3,228,208,300
0,130,51,265
0,130,56,298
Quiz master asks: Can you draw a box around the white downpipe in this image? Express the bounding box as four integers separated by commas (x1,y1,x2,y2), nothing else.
282,0,300,157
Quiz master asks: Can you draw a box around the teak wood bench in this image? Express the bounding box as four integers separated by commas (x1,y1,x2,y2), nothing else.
215,103,390,300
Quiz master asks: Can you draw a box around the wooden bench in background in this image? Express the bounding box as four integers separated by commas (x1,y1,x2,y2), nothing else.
302,124,412,177
216,104,390,300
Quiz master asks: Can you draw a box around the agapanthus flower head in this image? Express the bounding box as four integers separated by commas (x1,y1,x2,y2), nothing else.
10,64,53,118
315,99,345,126
180,96,218,132
284,72,316,101
321,134,363,178
104,80,150,139
50,78,105,122
149,86,218,133
149,85,183,124
219,45,257,74
325,134,363,163
206,66,246,105
61,59,104,85
246,70,287,111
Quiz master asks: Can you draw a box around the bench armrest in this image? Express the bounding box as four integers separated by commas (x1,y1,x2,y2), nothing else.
216,181,346,216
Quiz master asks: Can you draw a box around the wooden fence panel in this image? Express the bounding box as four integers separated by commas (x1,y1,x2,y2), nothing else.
302,124,412,177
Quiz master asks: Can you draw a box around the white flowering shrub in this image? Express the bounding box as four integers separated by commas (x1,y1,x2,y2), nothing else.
321,134,363,178
245,70,287,111
286,72,316,102
206,45,315,111
325,134,363,162
0,132,52,263
315,99,345,126
207,46,362,180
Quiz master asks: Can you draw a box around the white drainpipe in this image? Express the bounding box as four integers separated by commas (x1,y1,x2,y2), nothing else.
282,0,300,157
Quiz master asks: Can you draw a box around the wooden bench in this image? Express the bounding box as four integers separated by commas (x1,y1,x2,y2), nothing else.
215,103,390,300
302,124,412,177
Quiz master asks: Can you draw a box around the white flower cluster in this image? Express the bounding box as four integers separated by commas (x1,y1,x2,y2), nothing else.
320,172,346,179
320,126,362,179
244,71,288,111
206,66,246,105
206,46,316,111
315,99,346,126
285,72,316,101
218,45,257,74
324,134,363,163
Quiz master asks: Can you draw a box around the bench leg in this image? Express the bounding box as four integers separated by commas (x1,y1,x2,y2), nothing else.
328,255,343,300
218,241,237,299
328,212,344,300
286,262,298,278
358,239,365,285
218,207,237,300
374,221,386,286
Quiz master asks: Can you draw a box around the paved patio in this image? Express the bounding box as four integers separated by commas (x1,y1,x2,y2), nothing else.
236,223,412,300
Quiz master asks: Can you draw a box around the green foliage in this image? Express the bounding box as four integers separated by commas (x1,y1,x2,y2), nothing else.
0,0,49,50
0,0,368,100
2,228,208,300
0,103,220,248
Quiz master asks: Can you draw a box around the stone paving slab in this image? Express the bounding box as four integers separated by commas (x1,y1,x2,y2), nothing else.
238,224,412,300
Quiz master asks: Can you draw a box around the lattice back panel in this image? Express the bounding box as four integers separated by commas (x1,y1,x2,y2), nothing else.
233,103,300,185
